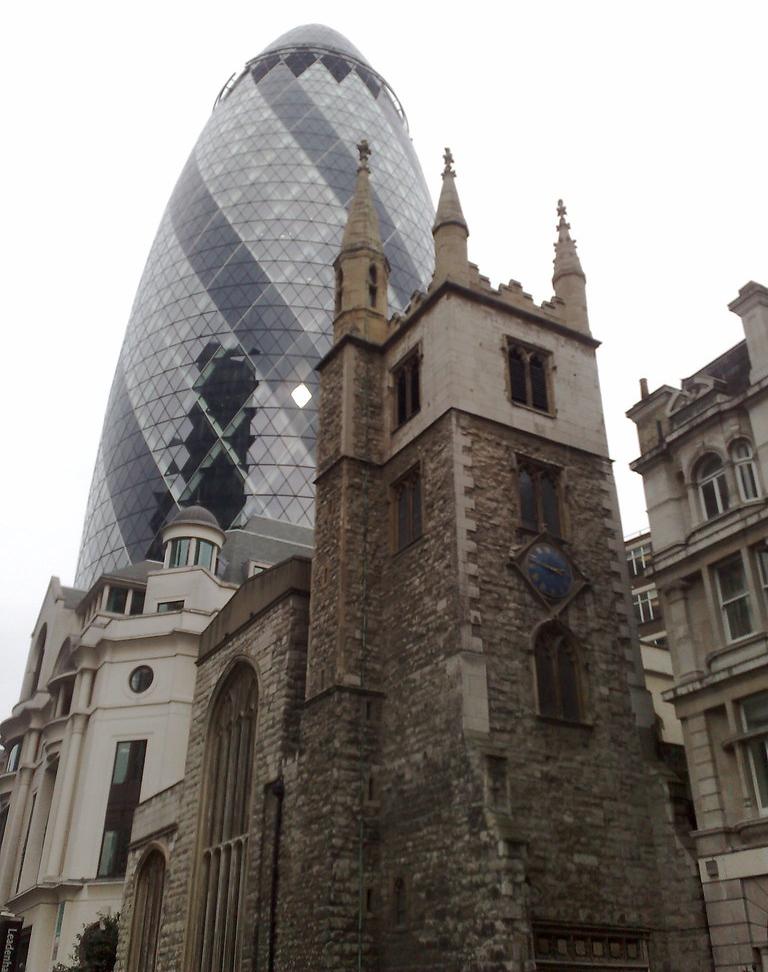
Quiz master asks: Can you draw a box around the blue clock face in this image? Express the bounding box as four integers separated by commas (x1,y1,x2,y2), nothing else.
525,543,573,599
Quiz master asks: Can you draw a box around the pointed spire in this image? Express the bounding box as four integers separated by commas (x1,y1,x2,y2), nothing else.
552,199,585,284
551,199,590,335
340,139,383,255
333,140,389,342
432,147,470,287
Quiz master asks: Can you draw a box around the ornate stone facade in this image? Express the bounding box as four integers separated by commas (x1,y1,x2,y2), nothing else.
629,282,768,972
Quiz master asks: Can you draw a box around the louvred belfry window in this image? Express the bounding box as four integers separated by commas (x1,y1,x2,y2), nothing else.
393,467,422,551
393,350,421,428
534,623,582,722
194,664,258,972
518,461,562,537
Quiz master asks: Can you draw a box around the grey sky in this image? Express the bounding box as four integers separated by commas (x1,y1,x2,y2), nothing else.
0,0,763,718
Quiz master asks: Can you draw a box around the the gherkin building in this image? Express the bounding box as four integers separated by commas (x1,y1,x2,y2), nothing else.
75,24,435,588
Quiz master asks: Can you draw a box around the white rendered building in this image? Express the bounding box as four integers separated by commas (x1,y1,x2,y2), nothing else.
0,507,308,970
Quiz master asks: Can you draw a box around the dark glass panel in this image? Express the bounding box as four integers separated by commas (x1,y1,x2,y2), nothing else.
158,600,184,613
698,454,723,479
0,802,8,855
541,475,561,536
701,480,719,519
169,538,190,568
130,591,146,615
129,666,154,694
411,477,422,540
98,740,147,878
530,356,549,411
509,349,527,403
321,53,352,82
106,587,129,613
397,486,409,549
195,540,215,570
535,641,557,717
519,469,537,529
355,65,381,97
250,54,280,85
397,369,408,426
6,740,22,772
410,359,420,414
558,641,581,721
284,51,317,77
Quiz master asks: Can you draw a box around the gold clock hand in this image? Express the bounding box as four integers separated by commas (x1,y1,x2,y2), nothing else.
530,556,566,576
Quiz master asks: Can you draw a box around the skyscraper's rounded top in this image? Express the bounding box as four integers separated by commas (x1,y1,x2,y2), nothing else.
260,24,368,63
75,23,435,588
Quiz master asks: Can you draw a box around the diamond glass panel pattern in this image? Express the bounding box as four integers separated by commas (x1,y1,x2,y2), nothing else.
75,26,435,588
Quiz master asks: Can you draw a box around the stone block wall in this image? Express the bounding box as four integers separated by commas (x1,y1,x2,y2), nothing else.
115,782,182,972
146,562,310,971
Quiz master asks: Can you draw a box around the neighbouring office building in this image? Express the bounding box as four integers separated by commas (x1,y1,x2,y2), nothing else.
629,280,768,971
624,531,683,748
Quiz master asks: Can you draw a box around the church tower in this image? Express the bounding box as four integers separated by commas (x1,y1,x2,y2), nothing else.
117,148,712,972
276,150,712,968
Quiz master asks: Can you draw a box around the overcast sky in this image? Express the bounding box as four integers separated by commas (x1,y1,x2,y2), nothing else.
0,0,764,717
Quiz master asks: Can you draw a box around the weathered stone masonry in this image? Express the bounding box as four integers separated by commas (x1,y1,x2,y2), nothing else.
117,152,713,971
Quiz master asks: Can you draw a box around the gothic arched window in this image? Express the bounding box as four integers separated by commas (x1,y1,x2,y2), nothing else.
127,849,165,972
368,263,378,307
509,348,527,404
507,342,552,413
517,461,562,537
193,663,258,972
534,624,582,722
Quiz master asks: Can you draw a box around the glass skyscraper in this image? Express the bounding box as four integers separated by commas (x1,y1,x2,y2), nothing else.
76,24,435,589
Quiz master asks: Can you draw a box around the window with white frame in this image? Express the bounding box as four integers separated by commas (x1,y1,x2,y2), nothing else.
697,453,730,520
626,541,652,577
633,588,659,624
741,692,768,813
715,554,754,642
731,439,760,502
168,537,191,568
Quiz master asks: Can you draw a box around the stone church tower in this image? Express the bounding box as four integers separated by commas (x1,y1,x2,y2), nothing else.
117,147,712,972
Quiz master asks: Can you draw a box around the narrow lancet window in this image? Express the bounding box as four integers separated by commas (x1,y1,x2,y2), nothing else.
194,663,258,972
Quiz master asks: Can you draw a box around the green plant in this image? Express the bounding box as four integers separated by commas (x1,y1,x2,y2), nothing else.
52,912,120,972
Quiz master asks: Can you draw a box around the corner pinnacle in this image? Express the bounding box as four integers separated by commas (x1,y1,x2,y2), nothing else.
552,197,584,281
357,139,371,173
340,138,382,253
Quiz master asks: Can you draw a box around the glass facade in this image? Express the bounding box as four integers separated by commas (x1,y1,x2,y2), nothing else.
75,24,435,588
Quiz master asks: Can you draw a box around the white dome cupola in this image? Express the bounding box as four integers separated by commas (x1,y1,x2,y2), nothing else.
161,505,226,573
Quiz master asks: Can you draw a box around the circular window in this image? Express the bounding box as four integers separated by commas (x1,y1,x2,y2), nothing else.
129,666,154,694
